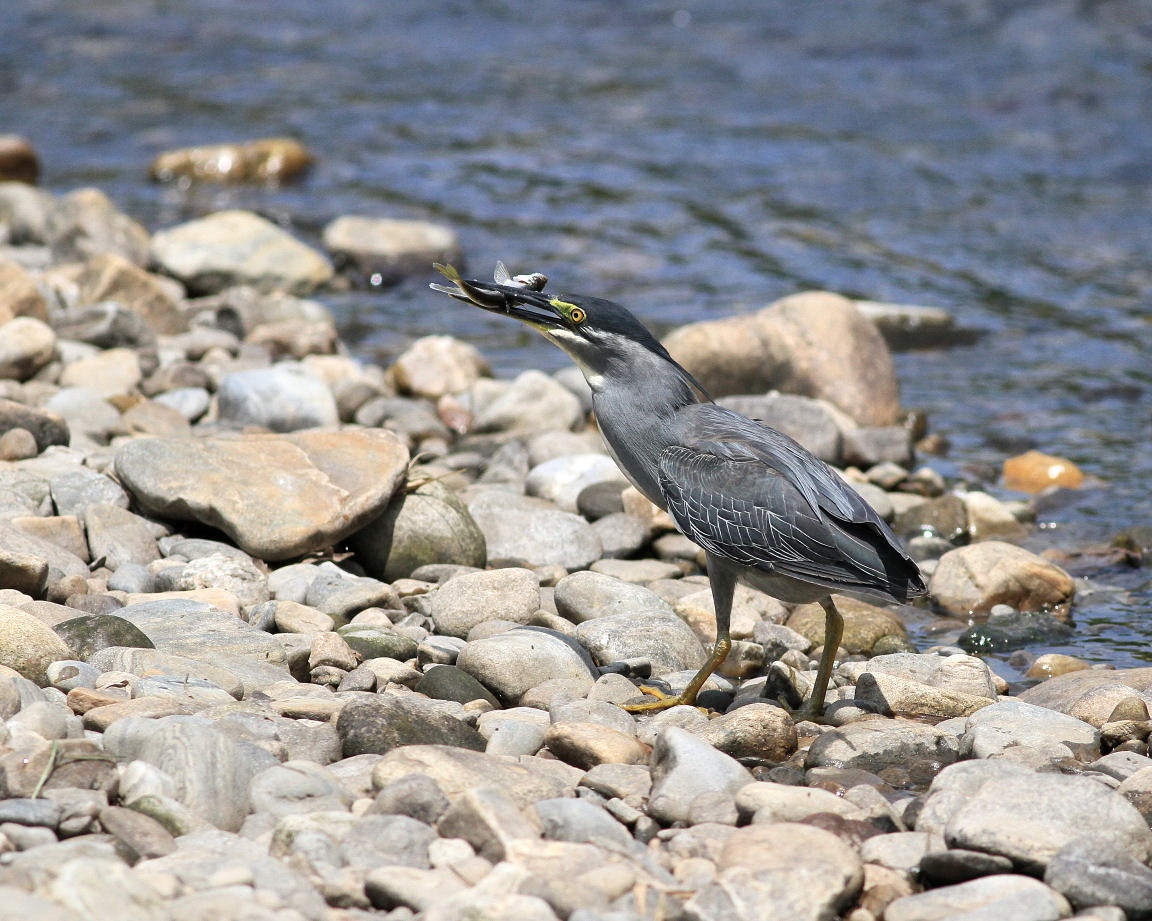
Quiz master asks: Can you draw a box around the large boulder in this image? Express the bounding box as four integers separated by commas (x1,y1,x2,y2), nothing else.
664,291,901,426
115,429,408,561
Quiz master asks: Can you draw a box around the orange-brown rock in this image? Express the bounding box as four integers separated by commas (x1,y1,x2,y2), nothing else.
0,135,39,184
1002,449,1084,493
149,137,314,185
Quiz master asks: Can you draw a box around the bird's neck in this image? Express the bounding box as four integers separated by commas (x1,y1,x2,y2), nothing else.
587,351,701,509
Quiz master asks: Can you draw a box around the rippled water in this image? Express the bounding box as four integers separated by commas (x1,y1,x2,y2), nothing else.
6,0,1150,670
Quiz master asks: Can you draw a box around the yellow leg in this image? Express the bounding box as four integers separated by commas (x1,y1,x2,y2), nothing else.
798,596,843,721
621,554,736,714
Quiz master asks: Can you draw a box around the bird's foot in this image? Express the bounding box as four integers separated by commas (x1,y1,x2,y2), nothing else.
620,685,708,714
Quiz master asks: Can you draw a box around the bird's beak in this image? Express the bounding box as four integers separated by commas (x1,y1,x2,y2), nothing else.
430,263,562,331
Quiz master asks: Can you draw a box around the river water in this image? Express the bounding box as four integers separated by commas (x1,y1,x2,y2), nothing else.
6,0,1150,672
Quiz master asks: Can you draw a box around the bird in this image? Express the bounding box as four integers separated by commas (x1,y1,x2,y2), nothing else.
431,263,926,719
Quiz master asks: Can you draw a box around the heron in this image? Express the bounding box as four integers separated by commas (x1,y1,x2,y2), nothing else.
431,264,926,719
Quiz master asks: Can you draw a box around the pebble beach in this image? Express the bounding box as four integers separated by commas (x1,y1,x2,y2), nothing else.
0,151,1151,921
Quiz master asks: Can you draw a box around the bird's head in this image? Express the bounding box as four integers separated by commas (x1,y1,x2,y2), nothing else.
431,263,675,387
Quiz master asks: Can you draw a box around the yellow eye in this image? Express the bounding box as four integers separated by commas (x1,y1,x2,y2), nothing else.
569,307,586,324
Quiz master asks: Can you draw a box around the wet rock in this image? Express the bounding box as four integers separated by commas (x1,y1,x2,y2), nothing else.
216,365,339,431
931,541,1075,619
806,719,961,773
1025,653,1091,680
1003,449,1085,493
336,694,485,756
371,744,579,807
962,490,1029,541
648,726,753,824
429,567,540,639
893,494,968,543
457,626,596,704
884,874,1070,921
150,209,333,296
149,137,314,185
959,608,1074,654
115,428,408,561
0,135,39,184
575,611,706,675
468,490,602,571
0,604,74,682
324,215,461,284
0,316,55,381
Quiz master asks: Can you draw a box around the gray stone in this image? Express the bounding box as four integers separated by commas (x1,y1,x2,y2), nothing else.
477,707,551,757
553,570,673,623
473,369,583,435
576,611,706,675
102,715,256,831
0,603,74,683
50,467,130,518
884,874,1071,921
113,599,283,663
717,392,845,464
437,786,541,862
336,693,485,757
349,479,487,581
945,771,1152,873
430,567,540,639
247,760,353,817
697,702,797,763
216,365,338,431
648,726,753,825
157,553,268,608
919,848,1017,885
685,822,864,921
962,699,1100,762
150,209,333,296
526,453,621,513
468,489,603,571
416,664,501,707
44,857,170,921
532,797,634,849
805,718,962,774
371,744,579,807
372,772,450,824
84,504,160,571
364,865,469,913
1044,835,1152,916
457,626,597,704
590,512,651,559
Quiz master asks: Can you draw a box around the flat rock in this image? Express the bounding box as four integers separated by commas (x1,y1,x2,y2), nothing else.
961,699,1100,761
945,770,1152,873
115,428,408,560
805,718,962,774
150,209,333,295
371,744,579,807
336,694,486,756
112,599,282,664
1044,835,1152,916
324,216,460,284
884,874,1070,921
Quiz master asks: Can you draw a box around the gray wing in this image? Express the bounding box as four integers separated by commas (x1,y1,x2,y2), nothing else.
659,403,925,600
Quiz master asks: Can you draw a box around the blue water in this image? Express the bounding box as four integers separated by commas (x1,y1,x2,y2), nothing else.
5,0,1150,669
